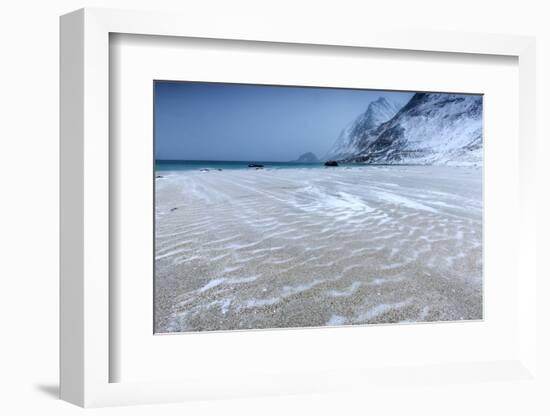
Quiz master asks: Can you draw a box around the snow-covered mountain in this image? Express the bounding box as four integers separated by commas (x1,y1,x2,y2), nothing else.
332,93,483,166
325,97,402,161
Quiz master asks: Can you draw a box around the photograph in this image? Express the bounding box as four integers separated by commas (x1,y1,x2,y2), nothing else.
154,81,483,333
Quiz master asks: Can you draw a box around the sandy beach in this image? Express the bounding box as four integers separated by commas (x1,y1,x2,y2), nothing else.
154,166,482,333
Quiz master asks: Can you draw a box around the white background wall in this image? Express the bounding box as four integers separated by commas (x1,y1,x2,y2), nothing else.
0,0,548,414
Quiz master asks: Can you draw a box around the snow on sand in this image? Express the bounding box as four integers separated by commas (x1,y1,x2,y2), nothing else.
154,166,482,333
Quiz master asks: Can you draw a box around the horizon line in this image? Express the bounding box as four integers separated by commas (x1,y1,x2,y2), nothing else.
155,159,323,163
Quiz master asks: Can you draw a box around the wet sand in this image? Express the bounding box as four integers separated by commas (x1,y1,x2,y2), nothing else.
154,166,482,333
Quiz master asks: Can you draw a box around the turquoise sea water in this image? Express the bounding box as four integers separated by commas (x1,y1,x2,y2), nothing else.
155,160,347,171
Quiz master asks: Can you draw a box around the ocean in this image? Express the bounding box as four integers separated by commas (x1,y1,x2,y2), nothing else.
155,160,346,171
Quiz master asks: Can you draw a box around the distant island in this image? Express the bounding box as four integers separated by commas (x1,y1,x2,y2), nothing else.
291,152,320,164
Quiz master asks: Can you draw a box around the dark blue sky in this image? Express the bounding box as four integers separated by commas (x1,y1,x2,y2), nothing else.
154,81,413,162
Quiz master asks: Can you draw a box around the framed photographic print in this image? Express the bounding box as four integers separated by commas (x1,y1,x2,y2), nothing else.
60,8,539,408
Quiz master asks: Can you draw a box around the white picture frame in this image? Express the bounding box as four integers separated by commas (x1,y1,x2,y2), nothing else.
60,7,538,407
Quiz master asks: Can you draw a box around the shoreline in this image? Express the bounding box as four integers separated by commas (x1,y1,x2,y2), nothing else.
155,161,484,173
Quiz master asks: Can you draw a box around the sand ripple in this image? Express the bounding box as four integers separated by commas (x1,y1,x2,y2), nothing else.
155,166,482,333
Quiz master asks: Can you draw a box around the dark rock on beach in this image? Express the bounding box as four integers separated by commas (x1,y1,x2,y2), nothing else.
324,160,339,167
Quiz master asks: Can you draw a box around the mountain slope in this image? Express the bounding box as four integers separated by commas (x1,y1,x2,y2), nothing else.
342,93,483,166
325,97,402,160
